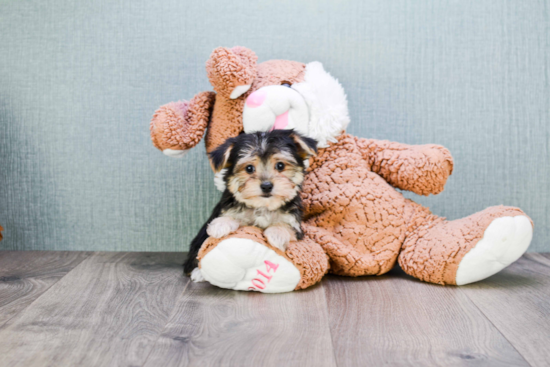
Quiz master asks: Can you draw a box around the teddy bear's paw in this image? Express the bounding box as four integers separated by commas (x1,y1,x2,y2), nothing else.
456,215,533,285
199,237,301,293
162,149,189,158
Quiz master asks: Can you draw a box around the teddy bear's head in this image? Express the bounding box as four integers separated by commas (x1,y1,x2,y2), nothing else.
151,46,350,157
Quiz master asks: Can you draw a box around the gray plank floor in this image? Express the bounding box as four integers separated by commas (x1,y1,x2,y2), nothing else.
0,252,548,367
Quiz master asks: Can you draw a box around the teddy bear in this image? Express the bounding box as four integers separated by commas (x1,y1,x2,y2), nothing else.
150,46,533,293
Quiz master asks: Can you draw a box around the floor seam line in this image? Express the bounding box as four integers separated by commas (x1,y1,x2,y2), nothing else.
0,251,95,330
458,286,534,367
139,275,193,367
523,253,550,272
321,281,340,367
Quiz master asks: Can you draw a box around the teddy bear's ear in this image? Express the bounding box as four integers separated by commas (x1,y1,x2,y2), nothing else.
206,46,258,100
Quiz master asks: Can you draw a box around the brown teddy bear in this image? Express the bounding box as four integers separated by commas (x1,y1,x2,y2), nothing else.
150,46,533,293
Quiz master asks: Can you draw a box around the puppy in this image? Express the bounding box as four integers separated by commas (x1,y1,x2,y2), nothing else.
183,129,317,279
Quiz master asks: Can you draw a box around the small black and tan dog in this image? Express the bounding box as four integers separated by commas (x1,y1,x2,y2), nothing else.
183,129,317,277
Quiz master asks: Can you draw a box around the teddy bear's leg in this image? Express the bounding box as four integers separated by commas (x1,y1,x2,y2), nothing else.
398,205,533,285
303,223,400,277
196,227,329,293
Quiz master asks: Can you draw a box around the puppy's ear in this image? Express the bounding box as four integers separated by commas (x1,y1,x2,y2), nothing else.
209,140,234,172
290,132,318,160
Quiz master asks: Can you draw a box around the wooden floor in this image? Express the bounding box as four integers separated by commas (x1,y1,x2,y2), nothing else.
0,252,549,367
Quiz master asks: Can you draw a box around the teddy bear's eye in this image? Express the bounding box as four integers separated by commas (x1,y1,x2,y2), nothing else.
245,165,255,174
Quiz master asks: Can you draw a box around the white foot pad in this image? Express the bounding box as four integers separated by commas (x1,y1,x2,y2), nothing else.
199,238,301,293
190,268,206,283
456,215,533,285
162,149,189,158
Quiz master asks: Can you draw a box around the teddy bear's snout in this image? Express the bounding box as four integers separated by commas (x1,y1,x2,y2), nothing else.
242,85,309,135
246,90,268,108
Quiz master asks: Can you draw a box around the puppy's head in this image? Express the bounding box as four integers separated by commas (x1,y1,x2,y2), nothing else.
210,130,317,210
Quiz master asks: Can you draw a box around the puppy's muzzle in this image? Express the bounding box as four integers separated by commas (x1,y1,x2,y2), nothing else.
260,181,273,194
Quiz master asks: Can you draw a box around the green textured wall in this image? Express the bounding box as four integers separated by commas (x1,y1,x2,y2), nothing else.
0,0,548,251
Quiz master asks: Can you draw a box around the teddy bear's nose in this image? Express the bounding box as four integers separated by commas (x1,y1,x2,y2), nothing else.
246,90,267,108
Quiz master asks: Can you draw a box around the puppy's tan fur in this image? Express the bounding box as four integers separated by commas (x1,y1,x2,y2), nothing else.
228,152,304,211
206,131,316,251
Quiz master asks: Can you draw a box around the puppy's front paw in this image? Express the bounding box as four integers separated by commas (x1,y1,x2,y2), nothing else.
190,268,206,283
207,217,240,238
264,226,291,252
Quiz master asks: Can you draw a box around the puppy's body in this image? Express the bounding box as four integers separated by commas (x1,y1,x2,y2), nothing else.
183,130,316,275
218,194,303,236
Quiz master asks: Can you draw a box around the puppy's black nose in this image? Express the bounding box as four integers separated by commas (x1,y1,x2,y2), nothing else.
260,181,273,193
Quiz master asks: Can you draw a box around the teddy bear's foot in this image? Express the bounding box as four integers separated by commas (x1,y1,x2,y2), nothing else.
399,205,533,285
456,215,532,285
199,237,302,293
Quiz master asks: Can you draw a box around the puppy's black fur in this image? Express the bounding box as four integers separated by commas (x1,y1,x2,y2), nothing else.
183,130,317,275
183,202,222,275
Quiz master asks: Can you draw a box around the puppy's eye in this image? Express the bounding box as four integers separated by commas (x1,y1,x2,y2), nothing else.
245,165,255,174
275,162,285,171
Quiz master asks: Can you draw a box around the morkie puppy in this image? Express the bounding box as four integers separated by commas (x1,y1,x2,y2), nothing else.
183,129,317,276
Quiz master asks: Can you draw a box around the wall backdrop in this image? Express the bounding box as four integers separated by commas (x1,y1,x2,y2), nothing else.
1,0,548,252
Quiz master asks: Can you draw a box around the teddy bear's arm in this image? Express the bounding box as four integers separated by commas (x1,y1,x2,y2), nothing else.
356,137,454,196
150,91,216,156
